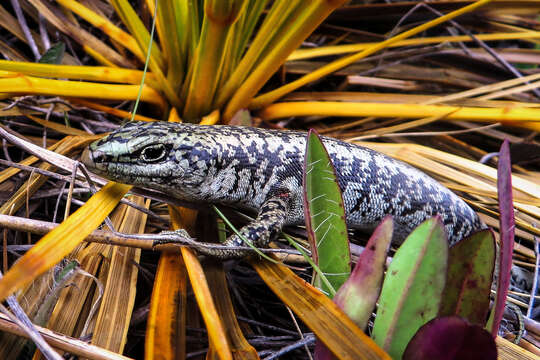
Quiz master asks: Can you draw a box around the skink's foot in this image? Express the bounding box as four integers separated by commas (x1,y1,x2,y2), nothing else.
154,229,245,259
155,195,290,260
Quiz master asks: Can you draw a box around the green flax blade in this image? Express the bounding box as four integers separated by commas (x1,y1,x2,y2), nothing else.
303,129,351,298
372,216,448,359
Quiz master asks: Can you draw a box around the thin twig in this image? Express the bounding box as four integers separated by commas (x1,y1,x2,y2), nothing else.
0,214,303,256
9,0,40,60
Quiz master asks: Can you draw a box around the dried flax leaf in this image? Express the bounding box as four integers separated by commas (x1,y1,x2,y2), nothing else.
90,196,148,353
250,258,389,360
205,261,259,360
259,101,540,131
0,181,131,304
0,60,154,85
288,31,540,61
25,114,89,137
0,313,132,360
69,99,160,123
27,0,135,68
145,252,186,360
55,0,145,62
38,205,131,360
145,205,192,360
0,75,167,110
250,0,494,108
182,248,232,360
168,204,232,360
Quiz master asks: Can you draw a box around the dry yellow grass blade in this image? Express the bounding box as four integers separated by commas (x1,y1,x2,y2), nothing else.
0,75,167,110
42,242,115,350
182,247,232,360
0,4,45,55
479,79,540,101
214,0,303,109
361,143,540,199
250,258,390,360
144,205,192,360
425,72,540,105
259,101,540,131
145,252,187,360
443,183,540,206
70,99,160,123
205,261,259,359
250,0,494,109
496,336,539,360
288,31,540,61
109,0,164,70
54,0,145,62
153,0,185,91
91,197,148,353
27,0,134,68
200,109,220,125
109,0,183,109
0,262,59,357
283,91,540,107
182,0,245,120
222,0,348,121
32,203,131,360
0,181,131,303
356,114,449,138
25,114,89,136
0,60,153,85
168,107,182,123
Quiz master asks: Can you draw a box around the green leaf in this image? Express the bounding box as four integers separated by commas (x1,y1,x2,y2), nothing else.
303,129,351,297
372,217,448,359
439,229,496,325
38,43,65,64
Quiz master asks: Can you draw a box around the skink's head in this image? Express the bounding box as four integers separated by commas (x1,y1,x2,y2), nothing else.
81,121,213,195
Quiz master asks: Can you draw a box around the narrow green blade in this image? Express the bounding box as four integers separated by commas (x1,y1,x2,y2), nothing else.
303,129,351,297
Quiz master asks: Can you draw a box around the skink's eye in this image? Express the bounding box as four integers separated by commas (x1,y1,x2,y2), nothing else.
140,144,167,162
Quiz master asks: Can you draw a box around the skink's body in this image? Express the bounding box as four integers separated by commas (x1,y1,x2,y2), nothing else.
82,121,483,258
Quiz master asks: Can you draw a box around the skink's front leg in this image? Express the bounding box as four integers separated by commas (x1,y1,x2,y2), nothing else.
217,195,290,258
161,194,290,259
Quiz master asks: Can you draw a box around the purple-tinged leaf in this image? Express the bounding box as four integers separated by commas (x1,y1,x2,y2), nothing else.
303,129,351,297
440,230,496,325
315,217,394,360
491,139,515,337
403,316,497,360
334,216,393,330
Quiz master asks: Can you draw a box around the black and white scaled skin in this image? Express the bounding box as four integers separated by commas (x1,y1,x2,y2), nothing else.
81,121,484,258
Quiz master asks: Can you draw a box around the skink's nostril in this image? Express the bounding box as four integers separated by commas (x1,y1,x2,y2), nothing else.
81,147,103,169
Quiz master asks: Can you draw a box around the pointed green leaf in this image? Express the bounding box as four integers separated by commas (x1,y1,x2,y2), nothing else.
303,129,351,297
372,217,448,359
38,43,65,64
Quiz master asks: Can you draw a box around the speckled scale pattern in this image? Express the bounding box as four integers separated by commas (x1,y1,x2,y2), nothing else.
83,121,483,257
